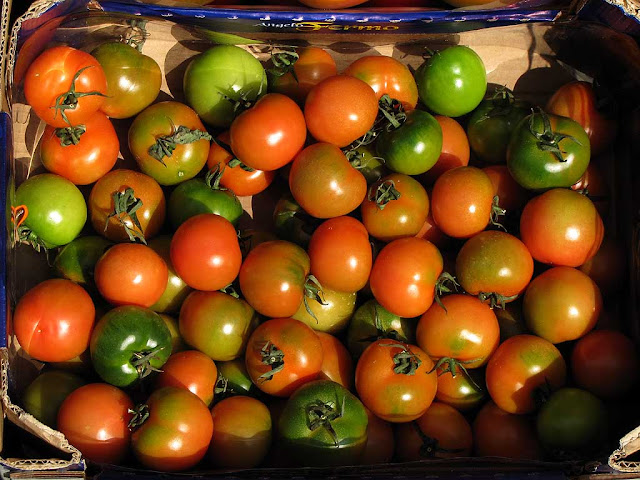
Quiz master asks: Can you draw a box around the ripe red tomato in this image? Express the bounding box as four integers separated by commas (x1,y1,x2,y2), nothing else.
369,237,443,318
361,409,394,465
13,279,95,363
170,214,242,291
155,350,218,406
24,46,107,128
94,243,168,307
317,331,354,390
421,116,470,185
245,317,323,397
482,165,529,213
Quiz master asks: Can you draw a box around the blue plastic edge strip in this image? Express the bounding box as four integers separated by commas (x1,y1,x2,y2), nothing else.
0,112,8,350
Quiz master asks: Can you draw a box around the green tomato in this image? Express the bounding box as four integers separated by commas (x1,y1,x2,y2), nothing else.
347,144,388,185
183,45,267,128
53,236,113,290
22,370,85,428
292,288,357,334
216,358,258,398
148,235,193,314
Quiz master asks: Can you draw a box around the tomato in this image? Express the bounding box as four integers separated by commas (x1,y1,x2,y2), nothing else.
170,214,242,291
292,287,356,334
356,339,437,423
536,388,607,455
40,112,118,185
579,236,626,294
278,379,368,466
91,42,161,119
361,409,394,465
520,188,603,267
90,305,172,387
297,0,367,8
57,383,133,464
369,237,443,318
53,236,112,290
183,45,267,128
179,290,258,361
361,173,429,242
216,358,258,398
507,111,591,190
456,231,534,305
395,402,473,461
245,317,323,397
317,332,354,390
209,396,272,468
24,46,107,128
148,236,193,314
94,243,168,308
273,193,319,248
546,81,617,156
416,294,500,369
495,299,528,341
485,334,567,414
89,169,166,244
289,143,367,219
239,240,313,318
421,116,470,185
435,366,485,411
416,46,487,117
155,350,218,406
347,143,388,185
431,166,497,239
14,174,87,249
414,210,449,249
482,165,529,213
269,47,337,104
238,229,279,259
308,216,372,293
14,279,95,363
22,370,85,428
344,55,418,111
473,401,542,460
305,75,378,148
131,387,213,471
160,314,186,354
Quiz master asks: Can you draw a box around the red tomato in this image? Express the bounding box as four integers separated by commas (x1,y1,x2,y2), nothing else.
245,317,323,397
482,165,529,213
317,332,354,390
155,350,218,406
24,46,107,128
370,237,443,318
305,75,378,148
361,408,395,465
436,366,485,411
579,236,626,294
421,116,470,185
13,279,95,363
170,214,242,291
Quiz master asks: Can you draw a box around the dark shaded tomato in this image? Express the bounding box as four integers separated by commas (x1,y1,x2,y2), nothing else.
22,370,86,428
495,299,528,341
579,236,626,294
217,358,258,398
91,42,161,119
370,237,443,318
89,169,166,244
317,332,354,390
431,166,496,239
482,165,529,213
238,229,279,259
356,340,437,423
273,193,318,248
473,401,542,460
485,334,567,414
416,294,500,369
53,236,112,291
361,173,429,242
308,216,372,293
289,143,367,219
305,75,378,148
148,236,193,314
245,317,323,397
170,214,242,291
421,116,470,185
292,287,356,334
524,266,601,344
415,210,449,249
155,350,217,406
14,279,95,363
395,402,472,461
520,188,604,267
436,365,485,412
179,290,258,361
571,162,610,218
361,408,394,465
131,387,213,471
278,379,368,466
209,396,272,468
24,46,107,128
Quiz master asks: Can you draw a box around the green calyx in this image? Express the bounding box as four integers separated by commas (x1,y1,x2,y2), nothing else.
127,404,150,430
130,346,166,379
124,19,149,52
369,180,401,210
429,357,483,391
306,397,345,446
149,125,212,164
303,274,327,324
105,187,147,244
478,86,517,121
489,196,507,231
51,66,107,125
378,94,407,132
477,291,519,310
434,272,461,312
383,343,422,375
359,303,400,344
227,157,255,172
258,341,285,382
528,108,582,163
268,48,300,83
55,125,86,146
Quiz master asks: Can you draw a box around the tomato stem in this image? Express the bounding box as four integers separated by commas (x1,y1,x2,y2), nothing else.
149,124,212,164
227,157,255,172
306,398,344,446
268,48,300,83
527,108,582,163
382,343,422,375
51,66,107,125
258,341,285,382
124,19,149,52
303,274,327,324
368,180,401,210
127,404,150,430
130,347,166,379
433,358,484,392
105,187,147,244
219,283,240,299
434,272,460,312
205,164,227,191
477,291,519,310
55,125,86,146
489,196,507,232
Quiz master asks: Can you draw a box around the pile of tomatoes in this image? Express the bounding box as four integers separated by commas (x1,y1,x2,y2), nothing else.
11,29,637,473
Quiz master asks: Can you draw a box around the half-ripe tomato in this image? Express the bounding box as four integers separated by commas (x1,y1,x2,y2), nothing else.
40,112,118,185
155,350,218,406
89,169,166,244
23,370,86,428
305,75,378,148
308,216,372,293
520,188,604,267
24,46,107,128
361,408,395,465
57,383,133,464
343,55,418,111
148,236,192,314
431,166,497,239
245,317,323,397
361,173,429,242
436,366,485,412
317,332,354,390
170,214,242,291
131,387,213,471
571,330,639,399
369,237,443,318
421,116,470,185
485,334,567,414
289,143,367,219
416,294,500,369
179,290,258,361
578,236,626,294
395,402,473,461
356,339,437,422
208,396,272,468
524,266,601,344
14,279,95,363
482,165,529,213
94,243,168,307
292,287,357,334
